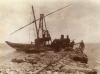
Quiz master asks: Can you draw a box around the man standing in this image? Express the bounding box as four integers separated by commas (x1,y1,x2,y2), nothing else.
79,40,85,52
70,40,75,48
65,35,70,47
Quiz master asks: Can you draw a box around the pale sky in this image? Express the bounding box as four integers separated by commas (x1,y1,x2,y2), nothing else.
0,0,100,43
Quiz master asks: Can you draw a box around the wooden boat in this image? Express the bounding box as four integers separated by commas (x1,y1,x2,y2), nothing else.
5,4,71,53
6,41,52,53
5,4,89,64
5,41,35,51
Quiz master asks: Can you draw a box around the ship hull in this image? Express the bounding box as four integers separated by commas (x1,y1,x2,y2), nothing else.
6,41,35,50
5,41,52,53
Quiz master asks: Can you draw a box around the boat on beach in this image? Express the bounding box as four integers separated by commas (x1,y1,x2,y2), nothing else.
4,2,98,74
5,4,72,53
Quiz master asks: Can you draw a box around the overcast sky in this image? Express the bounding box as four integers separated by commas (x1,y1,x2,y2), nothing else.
0,0,100,43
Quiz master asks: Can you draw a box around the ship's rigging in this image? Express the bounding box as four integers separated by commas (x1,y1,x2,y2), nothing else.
10,2,72,35
6,1,73,53
5,1,90,69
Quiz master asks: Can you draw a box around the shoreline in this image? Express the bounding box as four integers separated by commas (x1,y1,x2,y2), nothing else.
0,50,97,74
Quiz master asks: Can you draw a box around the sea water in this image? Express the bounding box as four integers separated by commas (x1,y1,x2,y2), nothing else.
85,43,100,73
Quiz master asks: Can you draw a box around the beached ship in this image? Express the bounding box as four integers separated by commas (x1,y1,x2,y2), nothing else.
5,4,72,53
6,3,89,62
5,6,53,53
4,3,98,74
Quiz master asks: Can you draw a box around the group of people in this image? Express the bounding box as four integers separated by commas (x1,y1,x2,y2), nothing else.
51,35,85,52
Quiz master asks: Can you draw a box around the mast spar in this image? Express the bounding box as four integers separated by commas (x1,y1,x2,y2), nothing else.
32,5,39,39
10,2,72,35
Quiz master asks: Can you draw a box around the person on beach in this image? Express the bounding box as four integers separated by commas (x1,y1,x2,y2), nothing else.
65,35,70,47
70,40,75,48
79,40,85,52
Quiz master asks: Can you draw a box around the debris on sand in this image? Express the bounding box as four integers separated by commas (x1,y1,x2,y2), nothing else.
0,51,97,74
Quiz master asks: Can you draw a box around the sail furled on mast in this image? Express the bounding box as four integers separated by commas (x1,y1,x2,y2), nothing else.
10,2,72,35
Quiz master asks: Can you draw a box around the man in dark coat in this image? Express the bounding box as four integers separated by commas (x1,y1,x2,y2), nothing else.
70,40,75,48
65,35,70,47
79,40,85,51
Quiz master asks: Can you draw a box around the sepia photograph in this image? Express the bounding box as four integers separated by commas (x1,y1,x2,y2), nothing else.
0,0,99,74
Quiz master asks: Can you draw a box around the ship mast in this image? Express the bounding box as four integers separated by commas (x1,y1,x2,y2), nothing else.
32,6,39,39
10,2,72,35
38,14,46,38
32,6,50,41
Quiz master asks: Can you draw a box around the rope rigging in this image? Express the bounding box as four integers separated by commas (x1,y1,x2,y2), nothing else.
10,1,72,35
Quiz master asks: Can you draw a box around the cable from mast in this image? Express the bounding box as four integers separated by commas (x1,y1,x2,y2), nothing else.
10,1,72,35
